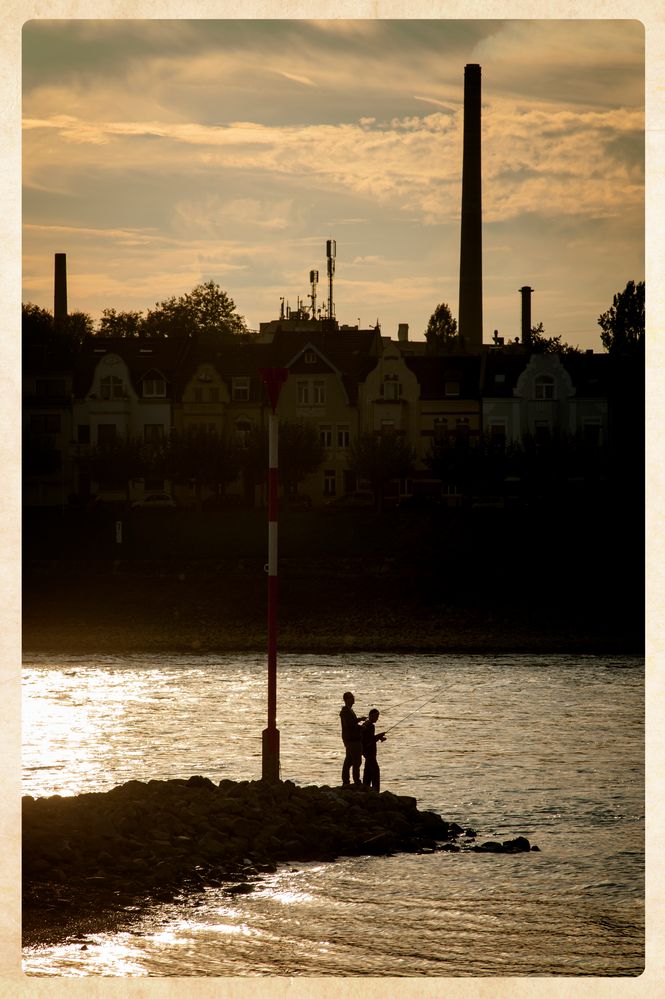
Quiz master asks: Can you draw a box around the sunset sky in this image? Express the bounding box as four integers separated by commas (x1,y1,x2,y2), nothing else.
22,18,645,350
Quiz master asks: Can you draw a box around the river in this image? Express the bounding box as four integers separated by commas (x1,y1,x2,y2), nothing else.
22,652,644,977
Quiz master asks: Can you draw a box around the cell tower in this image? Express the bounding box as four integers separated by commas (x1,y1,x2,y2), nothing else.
309,269,319,320
326,239,336,321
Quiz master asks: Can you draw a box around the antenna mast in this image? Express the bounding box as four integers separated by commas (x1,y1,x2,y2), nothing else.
309,269,319,320
326,239,336,322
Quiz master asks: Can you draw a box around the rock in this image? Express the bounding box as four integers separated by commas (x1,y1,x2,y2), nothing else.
22,777,539,947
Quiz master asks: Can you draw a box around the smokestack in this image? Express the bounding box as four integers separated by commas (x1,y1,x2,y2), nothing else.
519,286,533,348
458,64,483,351
54,253,68,329
398,323,409,342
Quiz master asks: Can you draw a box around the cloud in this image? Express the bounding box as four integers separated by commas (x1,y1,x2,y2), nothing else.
24,98,643,227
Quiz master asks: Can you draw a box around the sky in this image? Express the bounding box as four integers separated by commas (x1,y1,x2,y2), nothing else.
21,18,645,350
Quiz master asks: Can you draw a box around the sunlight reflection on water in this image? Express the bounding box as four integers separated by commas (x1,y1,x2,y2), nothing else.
22,652,644,977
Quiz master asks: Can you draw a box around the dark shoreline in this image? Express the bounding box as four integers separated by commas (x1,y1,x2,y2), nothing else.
23,559,642,658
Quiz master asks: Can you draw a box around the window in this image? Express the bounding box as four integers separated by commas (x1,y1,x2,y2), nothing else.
297,381,310,405
97,423,117,445
77,424,90,445
324,469,336,497
433,417,448,443
455,418,469,446
100,375,124,400
144,424,165,443
235,419,252,447
232,378,250,402
494,373,506,384
534,420,551,443
383,380,401,400
490,422,506,448
304,350,317,364
30,414,61,434
313,381,325,405
445,381,460,398
381,420,396,435
337,425,350,448
35,379,66,398
535,375,555,400
209,387,220,403
320,425,332,448
583,421,602,446
193,388,203,403
142,376,166,397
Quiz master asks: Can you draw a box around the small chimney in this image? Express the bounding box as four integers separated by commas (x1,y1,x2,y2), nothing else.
54,253,68,328
519,286,533,349
398,323,409,342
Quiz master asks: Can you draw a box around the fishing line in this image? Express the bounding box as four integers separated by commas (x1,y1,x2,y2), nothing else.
381,682,484,735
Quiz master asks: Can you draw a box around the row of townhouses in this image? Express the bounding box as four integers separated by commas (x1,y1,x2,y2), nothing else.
24,313,612,509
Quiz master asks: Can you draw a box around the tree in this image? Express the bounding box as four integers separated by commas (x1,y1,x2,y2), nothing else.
529,322,580,355
277,420,325,497
22,303,54,343
348,431,416,511
425,302,460,354
598,280,645,356
86,435,146,501
141,281,251,340
22,303,93,350
64,311,95,347
98,309,145,338
164,429,242,508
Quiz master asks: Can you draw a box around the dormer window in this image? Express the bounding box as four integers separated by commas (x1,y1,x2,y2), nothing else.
233,377,250,402
143,375,166,397
444,381,460,398
535,375,555,400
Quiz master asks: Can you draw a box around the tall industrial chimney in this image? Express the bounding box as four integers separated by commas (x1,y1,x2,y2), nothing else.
519,286,533,348
458,64,483,351
54,253,68,329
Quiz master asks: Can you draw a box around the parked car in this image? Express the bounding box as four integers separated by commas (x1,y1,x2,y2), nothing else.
131,492,176,509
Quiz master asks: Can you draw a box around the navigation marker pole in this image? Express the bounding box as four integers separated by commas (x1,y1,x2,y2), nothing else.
259,368,288,783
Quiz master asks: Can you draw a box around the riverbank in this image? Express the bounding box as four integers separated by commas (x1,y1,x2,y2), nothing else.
23,776,537,949
23,557,641,656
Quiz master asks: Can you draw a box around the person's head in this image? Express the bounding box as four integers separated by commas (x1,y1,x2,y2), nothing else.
368,708,380,722
343,691,355,706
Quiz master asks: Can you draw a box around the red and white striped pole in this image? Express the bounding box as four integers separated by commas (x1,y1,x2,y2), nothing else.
259,368,288,783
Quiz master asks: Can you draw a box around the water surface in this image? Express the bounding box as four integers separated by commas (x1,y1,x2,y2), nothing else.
22,652,644,977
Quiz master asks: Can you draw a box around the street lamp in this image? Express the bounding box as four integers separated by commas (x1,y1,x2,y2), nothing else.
258,367,288,782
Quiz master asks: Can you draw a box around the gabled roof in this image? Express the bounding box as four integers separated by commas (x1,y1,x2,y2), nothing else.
72,335,192,397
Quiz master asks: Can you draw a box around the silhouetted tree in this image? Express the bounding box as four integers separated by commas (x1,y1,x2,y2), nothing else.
348,431,416,511
598,280,645,356
64,311,95,347
529,322,580,355
86,435,146,501
22,303,93,350
141,281,251,340
98,309,145,337
425,302,460,354
22,303,54,343
164,429,242,508
277,420,325,497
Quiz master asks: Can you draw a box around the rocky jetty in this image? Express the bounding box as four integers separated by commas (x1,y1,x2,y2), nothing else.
23,776,537,946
